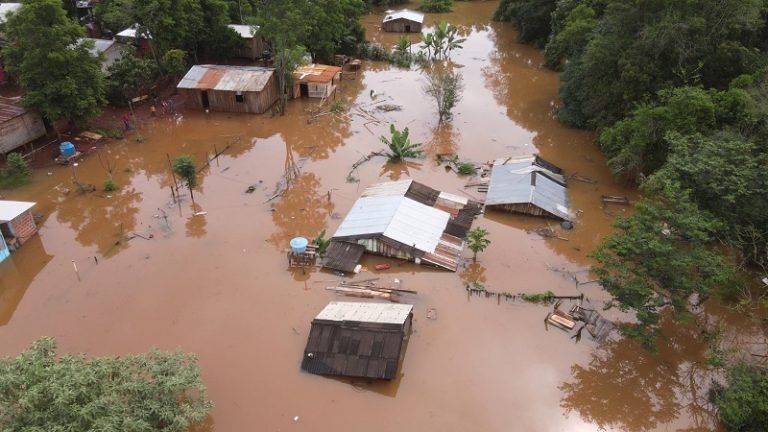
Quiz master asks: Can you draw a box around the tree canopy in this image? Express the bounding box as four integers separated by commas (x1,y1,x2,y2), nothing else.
0,337,213,432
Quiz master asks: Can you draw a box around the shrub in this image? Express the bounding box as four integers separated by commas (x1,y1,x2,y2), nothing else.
103,179,117,192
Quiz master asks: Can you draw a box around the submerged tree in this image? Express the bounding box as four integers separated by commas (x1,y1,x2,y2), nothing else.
423,69,464,122
0,337,213,432
172,155,198,203
465,227,491,262
712,363,768,431
380,124,423,162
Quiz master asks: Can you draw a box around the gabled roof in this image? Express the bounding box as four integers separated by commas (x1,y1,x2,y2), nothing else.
383,9,425,24
0,200,34,223
79,38,126,73
293,64,341,83
227,24,259,38
315,302,413,325
0,3,20,24
177,65,275,92
485,156,571,220
116,24,152,39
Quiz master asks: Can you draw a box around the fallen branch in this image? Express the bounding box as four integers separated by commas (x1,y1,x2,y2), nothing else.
347,151,385,179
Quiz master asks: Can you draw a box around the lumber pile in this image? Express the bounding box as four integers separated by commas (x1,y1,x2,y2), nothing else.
326,280,417,303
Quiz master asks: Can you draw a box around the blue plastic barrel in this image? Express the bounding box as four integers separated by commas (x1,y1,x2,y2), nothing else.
59,142,76,157
290,237,308,254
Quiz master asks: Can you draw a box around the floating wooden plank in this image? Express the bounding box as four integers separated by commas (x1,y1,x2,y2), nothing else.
547,311,576,330
601,195,630,205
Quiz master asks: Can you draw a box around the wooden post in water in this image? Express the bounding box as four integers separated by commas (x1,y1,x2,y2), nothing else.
167,153,180,193
213,144,219,167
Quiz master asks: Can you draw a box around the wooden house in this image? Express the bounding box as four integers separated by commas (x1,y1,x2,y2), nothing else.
301,301,414,380
484,155,572,220
0,200,37,262
177,65,279,114
0,97,46,155
81,38,126,75
227,24,265,61
324,180,482,272
382,9,424,33
115,24,152,55
292,64,342,99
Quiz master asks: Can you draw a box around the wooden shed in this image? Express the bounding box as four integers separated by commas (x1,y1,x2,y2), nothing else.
81,38,126,75
177,65,279,114
382,9,424,33
301,301,413,380
0,200,37,262
0,97,46,155
227,24,265,61
292,64,342,99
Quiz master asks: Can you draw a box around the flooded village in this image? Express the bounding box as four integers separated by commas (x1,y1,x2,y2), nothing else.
1,1,767,431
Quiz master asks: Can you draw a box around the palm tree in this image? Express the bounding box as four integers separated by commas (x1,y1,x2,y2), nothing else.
421,32,434,58
465,227,491,262
380,124,424,162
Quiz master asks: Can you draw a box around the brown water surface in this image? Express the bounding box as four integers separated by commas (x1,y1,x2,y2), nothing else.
0,2,758,431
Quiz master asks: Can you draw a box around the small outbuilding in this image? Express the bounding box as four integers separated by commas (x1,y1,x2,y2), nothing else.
292,64,342,99
325,180,482,272
484,155,572,221
0,200,37,262
227,24,265,61
0,97,46,154
177,65,279,114
301,301,413,380
115,24,152,54
382,9,424,33
81,38,126,75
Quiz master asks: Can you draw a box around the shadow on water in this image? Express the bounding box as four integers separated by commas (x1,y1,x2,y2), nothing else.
0,235,52,326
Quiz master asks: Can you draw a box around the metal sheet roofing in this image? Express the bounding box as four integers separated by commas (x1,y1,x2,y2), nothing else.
227,24,258,38
334,195,403,238
383,9,425,24
116,24,151,39
0,3,20,24
315,301,413,325
293,64,341,83
177,65,274,92
361,179,412,198
0,200,34,222
485,158,571,220
0,97,27,123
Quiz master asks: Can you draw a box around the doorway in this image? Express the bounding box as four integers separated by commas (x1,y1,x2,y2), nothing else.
300,84,309,97
201,91,210,109
405,25,411,32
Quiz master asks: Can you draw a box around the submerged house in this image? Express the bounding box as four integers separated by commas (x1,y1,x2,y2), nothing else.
484,155,572,221
292,64,342,99
382,9,424,33
0,200,37,263
177,65,279,114
0,97,46,154
324,180,481,272
301,301,413,380
227,24,265,61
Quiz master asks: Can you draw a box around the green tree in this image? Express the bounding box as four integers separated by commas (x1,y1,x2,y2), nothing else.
0,153,32,188
380,124,423,162
419,0,453,13
3,0,106,127
106,47,156,106
543,4,597,70
423,69,464,123
493,0,557,46
172,155,198,203
162,49,188,80
0,337,213,432
712,363,768,431
465,227,491,262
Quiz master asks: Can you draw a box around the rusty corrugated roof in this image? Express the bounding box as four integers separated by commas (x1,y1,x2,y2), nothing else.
177,65,275,92
0,97,27,123
293,64,341,83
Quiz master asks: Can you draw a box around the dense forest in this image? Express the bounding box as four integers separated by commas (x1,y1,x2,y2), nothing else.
496,1,768,429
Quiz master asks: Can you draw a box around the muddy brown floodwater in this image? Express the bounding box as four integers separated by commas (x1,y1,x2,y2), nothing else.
1,2,762,431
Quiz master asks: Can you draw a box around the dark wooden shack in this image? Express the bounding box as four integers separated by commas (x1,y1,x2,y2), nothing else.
382,9,424,33
227,24,265,61
177,65,279,114
301,301,413,380
0,97,46,154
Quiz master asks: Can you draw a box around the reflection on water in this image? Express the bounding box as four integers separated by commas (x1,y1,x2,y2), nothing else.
0,236,52,326
268,172,335,249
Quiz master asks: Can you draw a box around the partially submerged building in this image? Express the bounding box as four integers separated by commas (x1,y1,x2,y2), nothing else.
382,9,424,33
324,180,482,272
484,155,572,221
292,64,342,99
0,97,46,154
177,65,279,114
227,24,265,61
301,301,413,380
0,200,37,263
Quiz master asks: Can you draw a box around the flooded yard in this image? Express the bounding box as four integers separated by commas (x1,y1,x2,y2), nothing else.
0,1,749,431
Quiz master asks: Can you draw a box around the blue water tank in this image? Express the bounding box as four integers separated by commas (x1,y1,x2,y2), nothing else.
290,237,308,254
59,142,76,157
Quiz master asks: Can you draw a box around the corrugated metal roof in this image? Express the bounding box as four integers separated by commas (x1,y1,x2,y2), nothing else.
293,64,341,83
116,24,151,39
315,301,413,325
361,179,412,198
485,158,571,220
177,65,274,92
0,200,34,223
227,24,258,38
383,9,425,24
0,97,27,123
0,3,21,24
80,38,125,73
333,195,403,238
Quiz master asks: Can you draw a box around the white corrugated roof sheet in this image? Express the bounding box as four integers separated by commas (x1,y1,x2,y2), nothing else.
177,65,274,92
116,24,152,39
0,200,34,222
383,9,425,24
361,179,412,198
0,3,20,24
227,24,258,38
315,301,413,324
485,157,571,220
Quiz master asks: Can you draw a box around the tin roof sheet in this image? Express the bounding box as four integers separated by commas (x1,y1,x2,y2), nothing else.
177,65,274,92
0,3,20,24
485,158,571,220
227,24,258,38
0,200,34,222
361,179,412,198
315,301,413,325
116,24,151,39
0,97,27,123
293,64,341,83
383,9,425,24
333,195,403,238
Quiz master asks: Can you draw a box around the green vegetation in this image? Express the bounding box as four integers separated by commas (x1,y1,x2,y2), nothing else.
172,155,198,203
103,179,118,192
421,21,466,60
380,124,424,162
711,363,768,431
520,291,556,303
465,227,491,262
329,99,350,113
0,337,213,432
92,127,125,140
106,47,155,106
493,0,556,46
420,0,454,13
0,153,32,189
423,69,464,122
439,154,477,175
312,229,331,256
3,0,106,126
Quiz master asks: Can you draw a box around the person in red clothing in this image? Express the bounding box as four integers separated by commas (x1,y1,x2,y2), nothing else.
120,113,131,130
